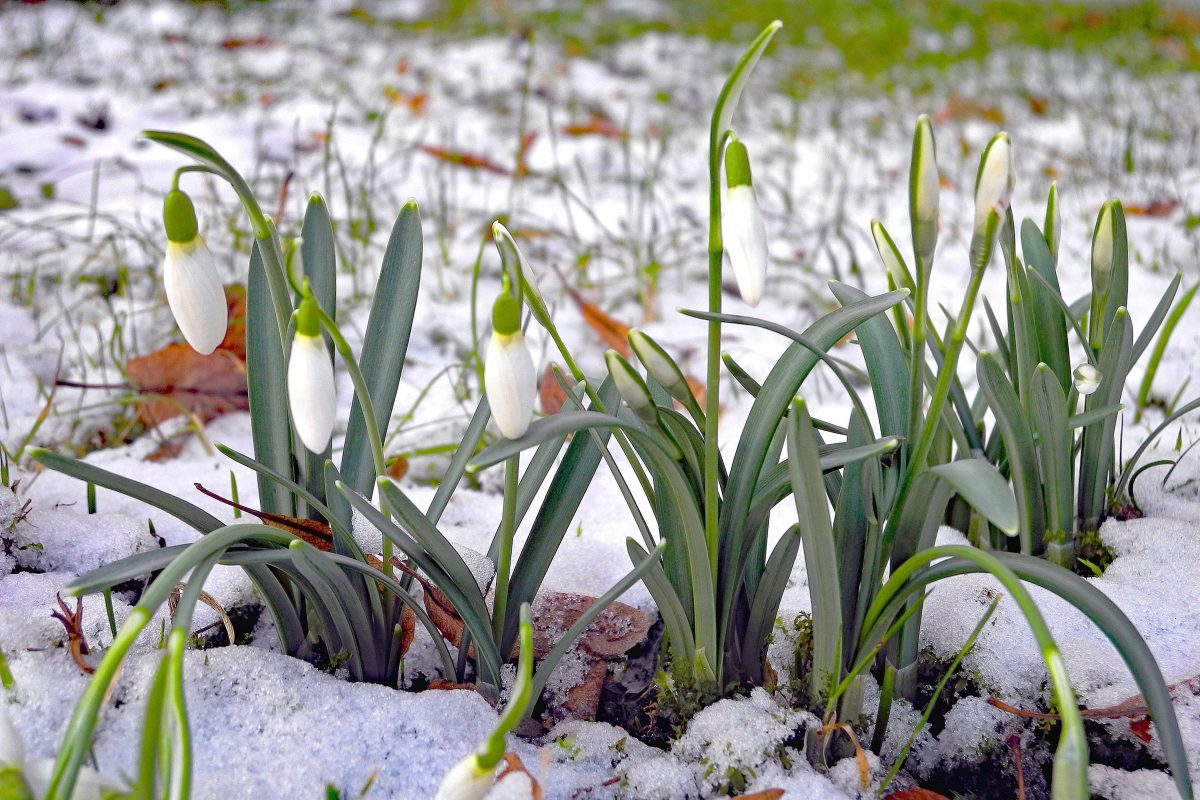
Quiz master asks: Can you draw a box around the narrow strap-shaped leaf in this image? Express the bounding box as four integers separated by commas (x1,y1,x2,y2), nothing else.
787,399,841,701
1030,365,1073,535
1115,396,1200,500
717,289,907,649
1102,202,1130,345
427,396,491,524
1079,310,1133,531
1131,273,1181,365
339,482,502,685
31,449,222,532
1021,219,1072,393
333,201,423,527
247,241,296,516
977,352,1045,553
1136,280,1195,419
626,539,696,665
741,525,801,681
300,194,338,512
499,381,618,655
829,282,910,441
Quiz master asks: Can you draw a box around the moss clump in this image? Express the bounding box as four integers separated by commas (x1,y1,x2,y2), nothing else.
1074,527,1117,576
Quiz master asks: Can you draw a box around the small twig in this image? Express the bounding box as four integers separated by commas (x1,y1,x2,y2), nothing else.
1007,733,1026,800
167,582,236,645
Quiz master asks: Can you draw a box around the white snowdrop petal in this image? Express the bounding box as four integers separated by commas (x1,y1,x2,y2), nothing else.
1073,363,1102,396
485,331,535,440
434,754,494,800
287,334,336,453
721,185,768,307
163,238,228,355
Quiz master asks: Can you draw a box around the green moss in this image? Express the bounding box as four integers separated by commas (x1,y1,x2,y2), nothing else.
1074,527,1117,575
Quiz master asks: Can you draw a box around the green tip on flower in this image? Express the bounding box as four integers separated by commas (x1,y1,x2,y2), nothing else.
492,292,521,336
296,296,321,338
162,189,198,244
724,140,753,188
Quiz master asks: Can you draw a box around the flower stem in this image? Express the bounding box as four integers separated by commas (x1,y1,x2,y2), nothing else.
491,456,520,645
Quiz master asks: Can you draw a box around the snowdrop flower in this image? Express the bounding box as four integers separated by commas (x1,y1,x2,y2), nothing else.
1073,363,1102,396
161,189,228,355
605,350,656,424
484,289,535,440
434,753,495,800
1091,199,1117,297
721,139,767,306
972,132,1014,239
287,296,336,453
910,114,940,263
0,704,128,799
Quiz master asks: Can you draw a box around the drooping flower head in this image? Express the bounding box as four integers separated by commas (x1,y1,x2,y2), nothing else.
287,295,336,453
721,139,768,306
161,189,228,355
484,285,535,440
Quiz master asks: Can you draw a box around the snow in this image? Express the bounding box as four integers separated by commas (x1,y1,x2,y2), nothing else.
1,0,1200,797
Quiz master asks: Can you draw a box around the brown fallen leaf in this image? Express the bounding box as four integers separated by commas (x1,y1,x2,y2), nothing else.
496,753,543,800
539,363,568,415
934,93,1004,125
127,285,248,427
220,36,276,50
819,722,871,789
386,456,409,481
419,145,511,175
737,791,785,800
563,285,631,356
1124,198,1180,217
882,790,952,800
562,115,625,140
193,483,333,551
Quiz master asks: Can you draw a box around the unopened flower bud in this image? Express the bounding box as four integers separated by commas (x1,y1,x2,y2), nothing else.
910,114,939,263
1091,200,1117,297
628,329,691,407
605,350,657,425
870,220,913,291
973,132,1014,238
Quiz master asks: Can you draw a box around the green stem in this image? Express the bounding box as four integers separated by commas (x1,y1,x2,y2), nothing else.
704,130,730,588
170,165,215,192
492,456,520,644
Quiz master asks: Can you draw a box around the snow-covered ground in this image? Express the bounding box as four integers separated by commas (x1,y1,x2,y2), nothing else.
2,2,1200,798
